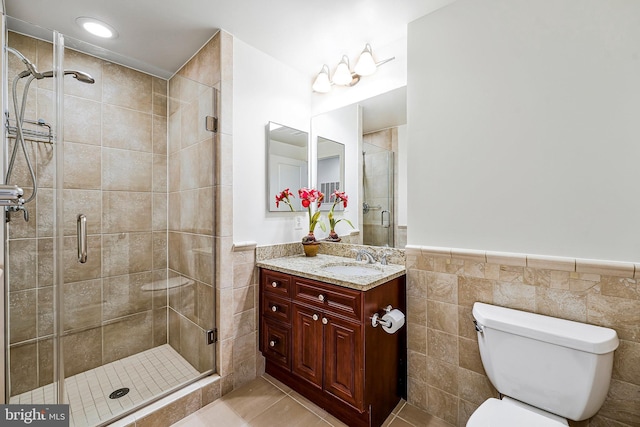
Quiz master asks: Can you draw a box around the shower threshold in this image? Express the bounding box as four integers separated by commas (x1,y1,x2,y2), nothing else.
9,344,199,427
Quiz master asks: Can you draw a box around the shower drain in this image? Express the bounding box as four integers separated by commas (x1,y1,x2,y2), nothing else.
109,388,130,399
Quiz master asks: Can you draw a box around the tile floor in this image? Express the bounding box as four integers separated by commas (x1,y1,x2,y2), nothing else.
10,344,200,427
171,374,453,427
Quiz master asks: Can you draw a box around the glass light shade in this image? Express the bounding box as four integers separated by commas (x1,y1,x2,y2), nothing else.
333,56,353,86
76,17,118,38
354,45,376,76
312,65,332,93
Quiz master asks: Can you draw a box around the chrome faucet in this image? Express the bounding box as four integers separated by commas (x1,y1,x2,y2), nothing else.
380,252,392,266
353,249,376,264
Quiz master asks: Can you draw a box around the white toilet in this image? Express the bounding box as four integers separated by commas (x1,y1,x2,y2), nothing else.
467,302,619,426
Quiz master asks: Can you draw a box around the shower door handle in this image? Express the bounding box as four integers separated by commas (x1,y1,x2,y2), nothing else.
381,210,390,228
77,214,87,263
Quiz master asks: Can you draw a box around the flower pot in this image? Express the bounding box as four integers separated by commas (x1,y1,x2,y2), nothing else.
302,242,320,257
326,230,341,242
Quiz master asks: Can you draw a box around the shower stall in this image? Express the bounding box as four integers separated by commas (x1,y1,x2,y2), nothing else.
2,15,219,426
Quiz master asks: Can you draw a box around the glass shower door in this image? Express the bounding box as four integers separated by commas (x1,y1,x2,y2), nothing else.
4,20,63,405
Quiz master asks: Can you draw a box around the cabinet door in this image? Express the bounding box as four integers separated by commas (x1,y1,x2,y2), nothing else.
261,319,290,370
292,303,323,389
324,315,364,410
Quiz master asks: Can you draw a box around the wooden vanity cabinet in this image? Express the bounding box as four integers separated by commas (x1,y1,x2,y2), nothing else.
259,268,406,427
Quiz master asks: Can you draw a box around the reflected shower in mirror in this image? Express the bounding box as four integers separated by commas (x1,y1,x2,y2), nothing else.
267,122,309,211
362,141,394,247
317,137,345,211
310,86,407,248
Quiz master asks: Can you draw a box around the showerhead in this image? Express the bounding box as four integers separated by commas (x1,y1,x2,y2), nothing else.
68,70,95,84
40,70,95,84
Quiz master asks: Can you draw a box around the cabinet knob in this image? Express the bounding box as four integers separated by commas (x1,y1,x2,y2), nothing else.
312,314,319,321
271,281,278,288
271,305,278,312
269,339,277,347
318,294,325,302
322,317,328,325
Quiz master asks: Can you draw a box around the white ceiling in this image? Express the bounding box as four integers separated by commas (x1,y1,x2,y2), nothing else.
4,0,454,131
5,0,455,80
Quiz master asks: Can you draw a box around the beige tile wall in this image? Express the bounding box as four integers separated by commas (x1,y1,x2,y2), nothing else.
405,247,640,427
6,32,169,395
167,31,237,388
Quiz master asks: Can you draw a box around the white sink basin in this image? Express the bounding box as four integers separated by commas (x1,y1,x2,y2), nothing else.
320,263,382,277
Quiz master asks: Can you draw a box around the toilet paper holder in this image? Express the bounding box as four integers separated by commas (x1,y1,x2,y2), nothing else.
371,305,394,328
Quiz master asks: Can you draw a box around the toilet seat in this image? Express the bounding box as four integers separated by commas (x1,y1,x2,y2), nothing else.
467,397,569,427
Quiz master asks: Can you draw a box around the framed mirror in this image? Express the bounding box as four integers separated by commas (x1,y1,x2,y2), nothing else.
317,137,345,211
267,122,309,211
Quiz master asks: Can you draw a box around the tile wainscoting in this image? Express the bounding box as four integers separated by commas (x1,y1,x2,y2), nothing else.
404,245,640,427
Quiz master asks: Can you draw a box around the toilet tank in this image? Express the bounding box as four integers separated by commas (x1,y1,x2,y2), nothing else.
472,302,619,421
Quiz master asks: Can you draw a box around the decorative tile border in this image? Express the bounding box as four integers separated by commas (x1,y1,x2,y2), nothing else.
232,241,257,252
409,245,637,278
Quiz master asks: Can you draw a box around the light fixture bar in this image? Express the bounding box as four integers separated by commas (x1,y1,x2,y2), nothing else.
311,45,395,93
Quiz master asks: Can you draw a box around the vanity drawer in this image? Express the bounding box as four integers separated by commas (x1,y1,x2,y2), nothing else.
261,319,291,370
262,293,292,323
293,279,362,321
262,270,291,296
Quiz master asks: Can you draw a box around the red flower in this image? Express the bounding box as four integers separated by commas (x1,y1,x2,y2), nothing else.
275,188,294,211
332,190,348,208
301,199,310,208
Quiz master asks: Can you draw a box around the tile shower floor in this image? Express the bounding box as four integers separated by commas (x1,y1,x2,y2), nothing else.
171,374,454,427
10,344,199,427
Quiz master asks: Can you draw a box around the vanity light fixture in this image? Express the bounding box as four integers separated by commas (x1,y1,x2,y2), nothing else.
312,65,332,93
333,55,353,86
354,44,377,76
312,44,394,93
76,17,118,39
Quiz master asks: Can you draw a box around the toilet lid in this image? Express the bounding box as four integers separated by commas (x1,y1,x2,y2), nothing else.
467,397,569,427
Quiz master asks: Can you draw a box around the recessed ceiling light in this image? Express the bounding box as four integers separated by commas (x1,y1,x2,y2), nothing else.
76,17,118,39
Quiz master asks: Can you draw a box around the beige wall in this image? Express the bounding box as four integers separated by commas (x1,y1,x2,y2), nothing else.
166,34,219,374
6,31,169,396
167,31,253,394
405,247,640,427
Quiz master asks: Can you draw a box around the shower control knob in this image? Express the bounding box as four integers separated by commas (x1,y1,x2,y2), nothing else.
271,305,278,312
318,294,325,302
312,314,319,321
271,281,278,288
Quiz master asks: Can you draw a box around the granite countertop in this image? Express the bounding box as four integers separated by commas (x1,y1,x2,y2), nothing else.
256,254,406,291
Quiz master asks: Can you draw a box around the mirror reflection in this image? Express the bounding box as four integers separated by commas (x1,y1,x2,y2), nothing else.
311,86,407,248
267,122,309,211
317,137,345,211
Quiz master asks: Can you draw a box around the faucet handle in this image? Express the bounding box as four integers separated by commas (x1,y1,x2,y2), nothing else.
380,252,392,265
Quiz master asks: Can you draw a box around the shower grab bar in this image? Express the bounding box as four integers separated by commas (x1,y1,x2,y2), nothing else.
77,214,87,263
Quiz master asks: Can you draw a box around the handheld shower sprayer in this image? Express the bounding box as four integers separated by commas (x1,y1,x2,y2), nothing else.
4,46,96,222
40,70,96,84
